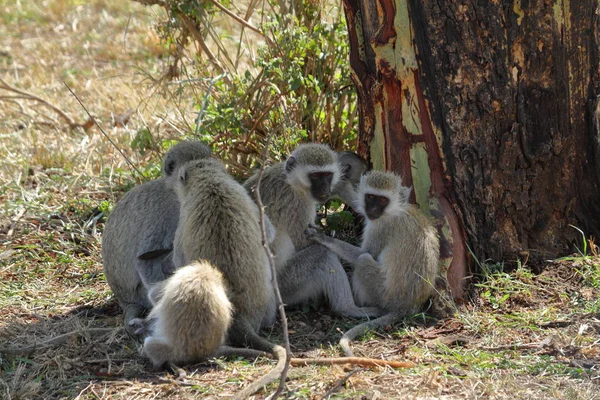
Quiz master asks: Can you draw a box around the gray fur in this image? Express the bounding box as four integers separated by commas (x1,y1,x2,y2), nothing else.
102,140,211,336
172,158,285,397
138,260,233,367
306,170,440,356
244,143,381,318
332,151,369,206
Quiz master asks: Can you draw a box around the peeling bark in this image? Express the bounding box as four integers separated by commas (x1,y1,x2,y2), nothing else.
343,0,468,300
344,0,600,299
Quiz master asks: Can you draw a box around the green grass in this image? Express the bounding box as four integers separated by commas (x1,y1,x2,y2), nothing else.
1,1,599,399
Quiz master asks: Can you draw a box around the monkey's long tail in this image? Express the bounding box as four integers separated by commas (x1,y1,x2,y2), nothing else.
339,313,398,357
230,322,287,400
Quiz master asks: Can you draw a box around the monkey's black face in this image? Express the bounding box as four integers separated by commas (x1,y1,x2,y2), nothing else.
364,194,389,220
309,171,334,202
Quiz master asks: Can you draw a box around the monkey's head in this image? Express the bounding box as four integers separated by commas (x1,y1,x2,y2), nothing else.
285,143,341,202
163,140,212,178
337,151,368,188
174,158,226,198
358,171,411,221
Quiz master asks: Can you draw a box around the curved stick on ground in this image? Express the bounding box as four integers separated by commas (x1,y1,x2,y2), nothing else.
290,356,414,369
213,348,413,370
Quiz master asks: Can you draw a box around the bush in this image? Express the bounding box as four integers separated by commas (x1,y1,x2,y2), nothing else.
135,0,357,177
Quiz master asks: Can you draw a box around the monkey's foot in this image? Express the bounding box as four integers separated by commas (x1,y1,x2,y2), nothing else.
128,318,149,336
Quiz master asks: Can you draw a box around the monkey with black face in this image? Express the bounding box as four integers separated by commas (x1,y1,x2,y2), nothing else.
102,140,212,336
244,143,381,318
332,151,369,206
307,170,440,356
167,157,284,397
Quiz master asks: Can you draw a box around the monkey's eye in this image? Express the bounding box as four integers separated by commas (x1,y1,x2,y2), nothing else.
379,197,389,206
311,172,332,179
367,194,375,201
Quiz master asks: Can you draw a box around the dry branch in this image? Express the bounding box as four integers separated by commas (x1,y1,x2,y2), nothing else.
64,82,145,182
290,357,414,369
0,77,85,129
321,369,362,399
250,137,291,399
205,0,272,45
131,0,166,6
0,328,119,356
179,14,228,77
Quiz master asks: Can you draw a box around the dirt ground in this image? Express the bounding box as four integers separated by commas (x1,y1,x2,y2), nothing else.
1,1,599,399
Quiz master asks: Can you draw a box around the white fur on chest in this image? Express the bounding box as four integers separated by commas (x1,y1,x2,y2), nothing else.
361,220,388,260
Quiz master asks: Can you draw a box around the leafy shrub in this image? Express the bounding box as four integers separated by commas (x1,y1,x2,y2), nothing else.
135,0,357,177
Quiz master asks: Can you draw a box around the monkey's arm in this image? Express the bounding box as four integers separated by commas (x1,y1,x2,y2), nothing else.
331,180,359,209
305,228,375,266
135,252,175,289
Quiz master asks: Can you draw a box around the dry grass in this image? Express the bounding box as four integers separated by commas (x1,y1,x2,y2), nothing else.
1,1,599,399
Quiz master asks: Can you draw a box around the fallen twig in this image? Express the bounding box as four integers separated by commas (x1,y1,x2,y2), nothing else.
0,327,121,356
7,207,26,237
480,337,552,351
0,77,84,129
321,369,362,399
290,357,414,369
84,358,133,364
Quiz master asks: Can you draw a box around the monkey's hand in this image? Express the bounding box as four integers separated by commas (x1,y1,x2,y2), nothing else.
128,318,150,336
357,253,380,268
305,227,332,245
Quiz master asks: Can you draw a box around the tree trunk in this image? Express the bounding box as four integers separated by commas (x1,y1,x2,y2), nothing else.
343,0,600,300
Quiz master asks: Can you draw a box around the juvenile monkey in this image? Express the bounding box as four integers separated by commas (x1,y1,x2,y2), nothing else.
244,144,380,318
102,140,211,335
171,157,285,397
307,170,440,356
139,260,233,367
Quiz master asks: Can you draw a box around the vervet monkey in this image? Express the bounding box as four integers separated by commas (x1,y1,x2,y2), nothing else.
244,144,380,318
307,170,440,356
138,260,233,367
102,140,211,335
171,157,285,398
332,151,368,206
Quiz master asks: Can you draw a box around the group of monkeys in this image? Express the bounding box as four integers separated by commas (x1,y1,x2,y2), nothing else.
101,140,440,396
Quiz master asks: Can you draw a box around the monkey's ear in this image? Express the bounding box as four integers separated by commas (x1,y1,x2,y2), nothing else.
399,185,412,204
164,160,176,176
285,156,297,173
341,163,352,180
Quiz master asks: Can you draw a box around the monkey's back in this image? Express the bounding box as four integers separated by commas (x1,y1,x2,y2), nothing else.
102,178,179,310
244,163,314,252
149,261,232,362
363,206,439,315
176,167,272,331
